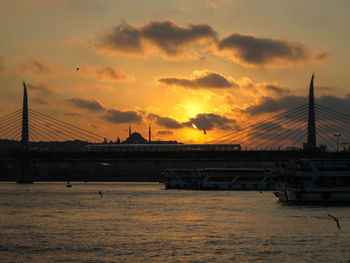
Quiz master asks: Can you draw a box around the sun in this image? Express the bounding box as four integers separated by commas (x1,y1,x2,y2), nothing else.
182,101,207,119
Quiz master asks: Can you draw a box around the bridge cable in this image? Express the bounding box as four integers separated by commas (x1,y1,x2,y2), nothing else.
207,103,308,144
218,105,308,144
29,109,109,142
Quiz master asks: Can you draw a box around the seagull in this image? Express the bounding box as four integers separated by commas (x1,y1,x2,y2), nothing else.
328,214,341,230
98,190,103,197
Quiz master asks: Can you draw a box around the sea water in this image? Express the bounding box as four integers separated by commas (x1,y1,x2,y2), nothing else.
0,182,349,262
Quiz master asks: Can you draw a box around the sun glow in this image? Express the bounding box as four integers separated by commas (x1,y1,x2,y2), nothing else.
192,123,198,129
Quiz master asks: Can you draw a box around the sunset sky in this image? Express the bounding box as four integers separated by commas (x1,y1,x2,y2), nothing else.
1,0,350,143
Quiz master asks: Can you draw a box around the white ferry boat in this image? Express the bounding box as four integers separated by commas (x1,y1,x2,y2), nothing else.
161,169,204,189
162,168,276,190
274,159,350,203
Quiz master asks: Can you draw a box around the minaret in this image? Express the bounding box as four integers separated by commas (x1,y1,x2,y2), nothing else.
21,81,29,151
307,74,316,150
149,124,151,143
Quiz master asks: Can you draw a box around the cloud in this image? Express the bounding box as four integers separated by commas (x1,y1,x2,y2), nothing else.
148,113,184,129
79,65,134,83
148,112,237,131
32,97,50,106
216,33,312,67
188,113,238,130
27,82,56,95
96,20,217,59
97,20,327,65
313,50,330,62
62,112,82,117
243,94,350,115
317,95,350,113
96,66,134,82
67,98,105,111
158,70,236,89
264,84,290,95
157,130,173,135
18,57,53,75
103,109,143,124
243,95,307,115
315,85,336,93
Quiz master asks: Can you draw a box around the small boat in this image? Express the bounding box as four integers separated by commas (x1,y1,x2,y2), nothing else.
274,159,350,203
66,181,72,188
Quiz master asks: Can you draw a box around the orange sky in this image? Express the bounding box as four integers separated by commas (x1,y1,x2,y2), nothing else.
1,0,350,143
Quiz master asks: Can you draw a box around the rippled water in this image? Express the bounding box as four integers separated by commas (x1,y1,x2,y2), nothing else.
0,182,350,262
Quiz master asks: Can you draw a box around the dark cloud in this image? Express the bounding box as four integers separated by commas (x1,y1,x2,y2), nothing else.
148,112,238,131
243,94,350,115
141,20,217,56
157,130,174,135
148,113,184,129
264,84,290,95
189,113,238,130
158,70,235,89
156,117,184,129
27,82,55,95
62,112,82,117
313,50,330,62
217,33,310,66
79,65,134,83
103,109,143,124
19,57,52,75
96,66,134,82
243,96,307,115
317,95,350,113
315,85,336,93
67,98,105,111
32,97,50,106
96,20,217,57
97,21,143,54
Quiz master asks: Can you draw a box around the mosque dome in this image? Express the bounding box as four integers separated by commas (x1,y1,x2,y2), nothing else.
123,132,148,144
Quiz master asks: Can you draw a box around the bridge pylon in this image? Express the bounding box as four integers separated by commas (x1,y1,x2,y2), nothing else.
17,81,32,184
306,74,316,151
21,81,29,150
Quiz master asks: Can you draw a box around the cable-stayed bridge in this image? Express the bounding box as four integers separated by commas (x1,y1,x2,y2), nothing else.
0,82,109,145
208,75,350,152
1,76,350,183
208,102,350,152
1,77,349,151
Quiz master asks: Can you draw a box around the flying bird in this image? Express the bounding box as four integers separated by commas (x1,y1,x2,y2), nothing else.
98,190,103,197
76,67,79,71
328,214,341,230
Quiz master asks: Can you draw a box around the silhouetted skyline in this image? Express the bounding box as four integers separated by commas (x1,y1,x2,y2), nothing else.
1,0,350,143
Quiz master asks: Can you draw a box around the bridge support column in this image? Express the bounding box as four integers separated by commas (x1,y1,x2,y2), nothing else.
306,74,316,151
17,81,32,183
16,159,33,184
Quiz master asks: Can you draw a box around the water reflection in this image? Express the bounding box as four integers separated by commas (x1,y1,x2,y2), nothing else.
0,182,349,262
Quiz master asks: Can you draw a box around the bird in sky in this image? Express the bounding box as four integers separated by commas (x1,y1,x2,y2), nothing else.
76,67,79,71
328,214,341,230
